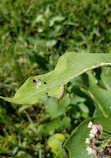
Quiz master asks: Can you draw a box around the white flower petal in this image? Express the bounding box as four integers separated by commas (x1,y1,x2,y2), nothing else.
89,133,95,138
85,138,90,144
86,146,93,154
88,121,93,128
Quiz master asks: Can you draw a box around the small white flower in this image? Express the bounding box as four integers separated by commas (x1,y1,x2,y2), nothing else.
86,146,93,154
88,121,93,128
85,138,90,144
91,126,98,134
89,133,95,138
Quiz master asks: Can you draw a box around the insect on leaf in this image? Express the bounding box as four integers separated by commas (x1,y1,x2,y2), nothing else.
1,52,111,104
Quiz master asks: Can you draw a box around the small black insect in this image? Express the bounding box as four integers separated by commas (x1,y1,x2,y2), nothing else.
33,79,36,83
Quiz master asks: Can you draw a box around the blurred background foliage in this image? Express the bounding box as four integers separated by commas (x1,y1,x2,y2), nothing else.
0,0,111,157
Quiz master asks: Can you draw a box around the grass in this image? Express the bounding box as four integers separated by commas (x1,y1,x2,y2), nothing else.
0,0,111,157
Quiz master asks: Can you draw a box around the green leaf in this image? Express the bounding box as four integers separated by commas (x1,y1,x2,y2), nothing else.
1,52,111,104
48,133,68,158
74,71,111,117
36,116,71,136
101,67,111,91
39,95,70,118
64,117,111,158
87,72,111,117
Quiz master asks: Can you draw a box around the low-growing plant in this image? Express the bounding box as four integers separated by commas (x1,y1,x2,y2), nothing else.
1,52,111,158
